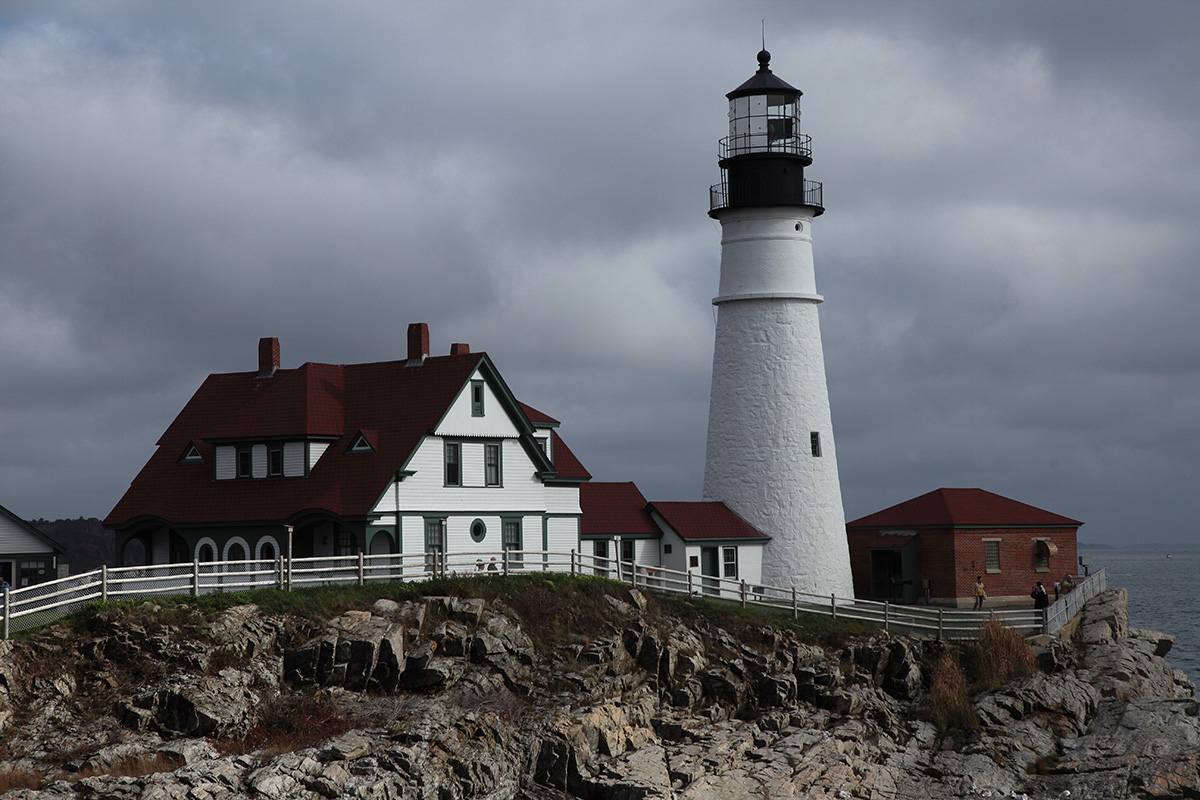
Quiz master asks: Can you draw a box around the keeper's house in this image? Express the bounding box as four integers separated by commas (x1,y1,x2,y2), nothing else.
845,488,1081,607
104,324,590,568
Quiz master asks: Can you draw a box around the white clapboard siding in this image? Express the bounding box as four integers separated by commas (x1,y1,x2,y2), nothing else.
0,514,50,553
283,441,306,477
252,444,268,479
309,441,329,470
436,371,522,439
215,446,236,480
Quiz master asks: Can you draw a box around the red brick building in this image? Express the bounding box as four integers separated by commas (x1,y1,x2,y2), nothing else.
845,488,1081,608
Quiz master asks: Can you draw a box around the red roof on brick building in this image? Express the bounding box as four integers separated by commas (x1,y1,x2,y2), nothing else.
846,488,1082,529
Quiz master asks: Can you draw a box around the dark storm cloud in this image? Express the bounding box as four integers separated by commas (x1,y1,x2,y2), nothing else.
1,1,1198,546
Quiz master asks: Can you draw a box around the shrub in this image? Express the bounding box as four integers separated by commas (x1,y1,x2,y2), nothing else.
971,617,1035,690
221,691,359,756
929,651,977,735
0,768,41,792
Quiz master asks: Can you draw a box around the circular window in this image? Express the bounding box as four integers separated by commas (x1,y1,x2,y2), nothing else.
795,222,804,232
470,519,487,543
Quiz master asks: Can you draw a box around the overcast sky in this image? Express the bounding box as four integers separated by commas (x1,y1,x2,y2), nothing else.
2,2,1198,547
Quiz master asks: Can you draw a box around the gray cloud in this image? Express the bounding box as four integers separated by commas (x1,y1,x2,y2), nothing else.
1,1,1198,546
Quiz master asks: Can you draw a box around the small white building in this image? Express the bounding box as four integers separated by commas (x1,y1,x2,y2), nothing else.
0,502,64,589
580,482,768,596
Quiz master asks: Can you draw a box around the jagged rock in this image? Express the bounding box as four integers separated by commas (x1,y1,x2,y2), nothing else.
1076,587,1129,645
117,667,261,738
0,581,1193,800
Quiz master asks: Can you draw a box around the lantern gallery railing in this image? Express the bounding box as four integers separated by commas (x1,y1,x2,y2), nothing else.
0,550,1101,642
718,132,812,160
709,177,823,213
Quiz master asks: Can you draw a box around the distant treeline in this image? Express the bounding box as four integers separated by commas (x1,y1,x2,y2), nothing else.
30,518,113,574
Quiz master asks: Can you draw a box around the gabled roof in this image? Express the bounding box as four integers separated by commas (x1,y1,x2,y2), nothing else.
105,350,587,528
0,502,65,555
547,431,590,481
846,488,1083,530
579,482,657,537
649,501,770,542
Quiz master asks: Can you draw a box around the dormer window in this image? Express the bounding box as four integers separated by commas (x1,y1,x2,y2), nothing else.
347,431,375,454
236,448,252,478
179,443,204,463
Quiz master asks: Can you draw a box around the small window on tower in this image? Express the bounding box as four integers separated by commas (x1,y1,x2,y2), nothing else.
810,432,822,458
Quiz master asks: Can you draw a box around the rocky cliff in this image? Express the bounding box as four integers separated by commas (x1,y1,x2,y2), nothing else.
0,580,1194,799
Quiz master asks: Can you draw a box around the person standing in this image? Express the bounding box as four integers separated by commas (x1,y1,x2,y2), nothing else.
1031,581,1049,609
973,576,986,611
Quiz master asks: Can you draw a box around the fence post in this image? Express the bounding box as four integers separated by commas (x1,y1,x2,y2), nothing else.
277,555,284,591
192,559,200,597
503,549,510,576
884,601,889,633
101,565,108,603
937,608,944,640
570,549,576,576
358,552,365,586
741,580,747,608
3,586,9,640
830,593,836,620
687,571,693,597
792,586,798,619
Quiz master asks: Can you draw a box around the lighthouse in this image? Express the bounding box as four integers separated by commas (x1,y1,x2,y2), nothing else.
702,50,854,598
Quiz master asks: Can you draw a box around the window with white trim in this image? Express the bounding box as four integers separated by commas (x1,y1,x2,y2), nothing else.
722,546,738,579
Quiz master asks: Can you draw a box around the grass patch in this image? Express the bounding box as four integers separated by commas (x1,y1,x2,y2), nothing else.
653,591,877,649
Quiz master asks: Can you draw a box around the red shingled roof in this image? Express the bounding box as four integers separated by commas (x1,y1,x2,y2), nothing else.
845,488,1082,529
105,351,588,528
649,501,769,542
579,482,656,537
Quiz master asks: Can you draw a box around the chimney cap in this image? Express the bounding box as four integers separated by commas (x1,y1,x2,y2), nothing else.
450,343,470,356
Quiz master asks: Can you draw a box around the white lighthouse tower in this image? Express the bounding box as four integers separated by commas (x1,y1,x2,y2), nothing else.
703,50,854,598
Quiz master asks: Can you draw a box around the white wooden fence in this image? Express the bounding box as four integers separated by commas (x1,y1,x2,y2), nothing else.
0,549,1104,641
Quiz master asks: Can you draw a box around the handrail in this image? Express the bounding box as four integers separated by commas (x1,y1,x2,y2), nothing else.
1,550,1096,641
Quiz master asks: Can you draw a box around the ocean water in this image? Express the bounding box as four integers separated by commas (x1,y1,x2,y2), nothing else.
1090,548,1200,681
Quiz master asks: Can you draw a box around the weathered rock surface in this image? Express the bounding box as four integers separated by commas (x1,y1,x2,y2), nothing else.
0,586,1194,799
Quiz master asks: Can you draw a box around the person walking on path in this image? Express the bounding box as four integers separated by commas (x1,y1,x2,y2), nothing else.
973,576,986,611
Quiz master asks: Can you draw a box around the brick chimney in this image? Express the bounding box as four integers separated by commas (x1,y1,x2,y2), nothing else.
407,323,429,366
257,337,279,377
450,343,470,355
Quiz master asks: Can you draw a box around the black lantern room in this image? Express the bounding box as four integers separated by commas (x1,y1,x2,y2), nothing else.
709,50,823,216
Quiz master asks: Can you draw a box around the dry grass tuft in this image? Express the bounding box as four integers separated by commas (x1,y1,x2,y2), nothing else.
0,768,42,792
972,617,1036,690
929,651,978,735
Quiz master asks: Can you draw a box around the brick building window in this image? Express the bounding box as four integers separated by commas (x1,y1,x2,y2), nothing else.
984,540,1000,573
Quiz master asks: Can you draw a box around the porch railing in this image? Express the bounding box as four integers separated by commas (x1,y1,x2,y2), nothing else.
0,550,1101,642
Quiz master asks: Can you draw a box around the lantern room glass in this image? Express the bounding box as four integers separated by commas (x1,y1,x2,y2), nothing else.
726,92,804,157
